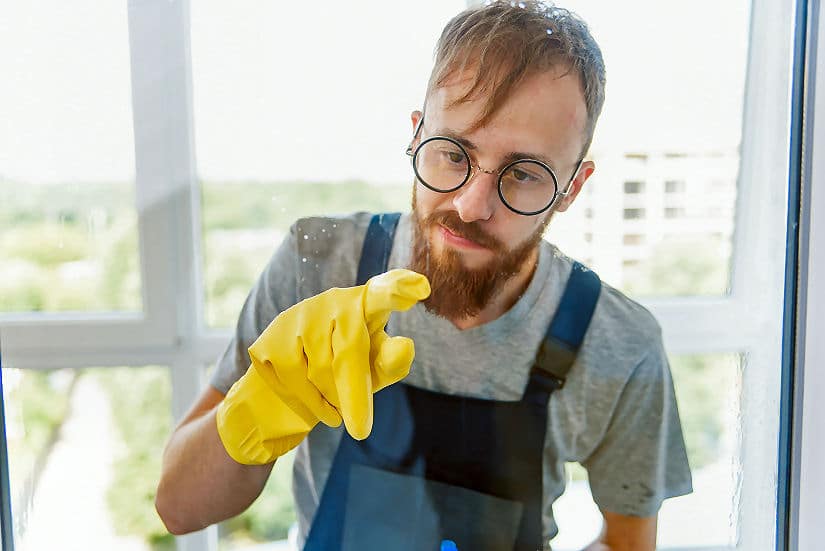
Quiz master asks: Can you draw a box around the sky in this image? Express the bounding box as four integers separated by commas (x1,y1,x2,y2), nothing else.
0,0,750,185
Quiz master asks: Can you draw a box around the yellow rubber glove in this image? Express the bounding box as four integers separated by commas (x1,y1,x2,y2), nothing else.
216,268,431,465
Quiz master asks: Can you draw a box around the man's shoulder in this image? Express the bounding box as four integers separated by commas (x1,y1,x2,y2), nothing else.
291,211,387,297
292,211,375,244
541,246,673,462
593,279,662,349
541,242,661,344
540,243,664,376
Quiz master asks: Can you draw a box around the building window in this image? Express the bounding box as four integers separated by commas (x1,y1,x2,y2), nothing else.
623,234,644,245
584,232,593,243
625,153,648,162
665,207,686,218
623,208,645,220
665,180,687,193
624,180,645,193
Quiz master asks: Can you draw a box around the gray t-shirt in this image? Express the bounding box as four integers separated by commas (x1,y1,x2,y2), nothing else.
212,212,693,548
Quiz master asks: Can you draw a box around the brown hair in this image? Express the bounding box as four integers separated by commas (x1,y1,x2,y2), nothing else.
427,1,606,158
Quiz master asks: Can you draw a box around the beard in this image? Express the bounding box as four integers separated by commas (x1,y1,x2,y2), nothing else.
408,191,551,321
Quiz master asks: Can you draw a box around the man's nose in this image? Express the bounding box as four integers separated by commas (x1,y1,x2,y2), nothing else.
452,168,497,223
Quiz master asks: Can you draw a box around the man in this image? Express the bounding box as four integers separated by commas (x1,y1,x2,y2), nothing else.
155,2,692,550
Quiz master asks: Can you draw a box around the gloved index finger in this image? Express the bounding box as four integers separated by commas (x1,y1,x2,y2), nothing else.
364,269,431,331
330,310,375,440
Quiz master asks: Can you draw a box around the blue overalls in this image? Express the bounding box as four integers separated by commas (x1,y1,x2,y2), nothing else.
304,213,601,551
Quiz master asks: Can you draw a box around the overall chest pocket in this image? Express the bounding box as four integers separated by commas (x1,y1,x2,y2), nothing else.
341,464,524,551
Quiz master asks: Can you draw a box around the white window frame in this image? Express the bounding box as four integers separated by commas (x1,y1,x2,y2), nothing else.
0,0,819,550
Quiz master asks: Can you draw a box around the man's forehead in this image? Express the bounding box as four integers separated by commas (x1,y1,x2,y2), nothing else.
425,69,588,164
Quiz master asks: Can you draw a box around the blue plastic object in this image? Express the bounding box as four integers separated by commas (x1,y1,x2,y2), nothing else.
440,540,458,551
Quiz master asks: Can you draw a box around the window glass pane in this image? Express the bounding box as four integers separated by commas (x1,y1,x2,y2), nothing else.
4,366,172,550
623,181,645,194
552,354,741,550
188,2,781,550
0,2,140,314
551,0,748,297
192,1,466,328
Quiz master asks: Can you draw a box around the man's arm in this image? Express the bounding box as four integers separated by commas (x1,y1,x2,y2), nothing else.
583,510,657,551
154,385,275,535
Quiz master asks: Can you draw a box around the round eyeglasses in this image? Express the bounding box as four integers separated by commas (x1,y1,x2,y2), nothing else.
406,120,582,216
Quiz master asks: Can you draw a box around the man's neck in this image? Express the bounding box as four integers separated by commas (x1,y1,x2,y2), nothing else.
450,248,540,330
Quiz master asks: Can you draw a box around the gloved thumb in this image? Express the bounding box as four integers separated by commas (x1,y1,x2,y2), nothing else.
371,332,415,392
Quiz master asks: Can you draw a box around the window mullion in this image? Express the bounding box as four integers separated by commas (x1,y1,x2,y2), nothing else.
725,0,796,548
127,0,201,352
127,0,213,549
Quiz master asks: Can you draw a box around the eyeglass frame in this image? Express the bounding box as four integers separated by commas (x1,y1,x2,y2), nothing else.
405,115,584,216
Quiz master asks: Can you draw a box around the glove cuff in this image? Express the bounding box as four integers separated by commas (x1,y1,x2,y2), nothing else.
216,366,316,465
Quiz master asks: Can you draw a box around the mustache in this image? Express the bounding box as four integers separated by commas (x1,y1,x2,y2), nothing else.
423,211,503,251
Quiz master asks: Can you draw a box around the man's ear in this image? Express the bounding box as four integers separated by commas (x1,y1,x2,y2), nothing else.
411,110,423,132
555,160,595,212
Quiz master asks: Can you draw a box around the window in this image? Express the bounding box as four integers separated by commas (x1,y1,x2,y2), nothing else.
624,180,646,193
623,208,646,220
0,2,140,315
0,0,814,550
665,207,686,218
3,366,172,548
666,180,687,193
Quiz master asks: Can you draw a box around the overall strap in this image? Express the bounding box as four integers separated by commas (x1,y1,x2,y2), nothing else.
356,212,401,285
532,262,601,391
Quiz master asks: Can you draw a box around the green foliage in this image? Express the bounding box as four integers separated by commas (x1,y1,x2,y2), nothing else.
0,268,47,311
0,181,140,313
94,368,175,551
7,370,74,489
670,355,740,469
100,220,142,311
623,237,730,297
1,224,90,267
201,180,410,233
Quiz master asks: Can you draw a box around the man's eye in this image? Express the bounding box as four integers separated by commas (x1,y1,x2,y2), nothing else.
446,151,464,164
512,168,538,182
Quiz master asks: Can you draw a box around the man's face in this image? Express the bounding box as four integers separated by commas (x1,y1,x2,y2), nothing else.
409,67,594,320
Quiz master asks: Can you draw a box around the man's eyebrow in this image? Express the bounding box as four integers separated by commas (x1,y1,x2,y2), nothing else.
436,127,478,150
501,151,558,169
435,127,558,169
